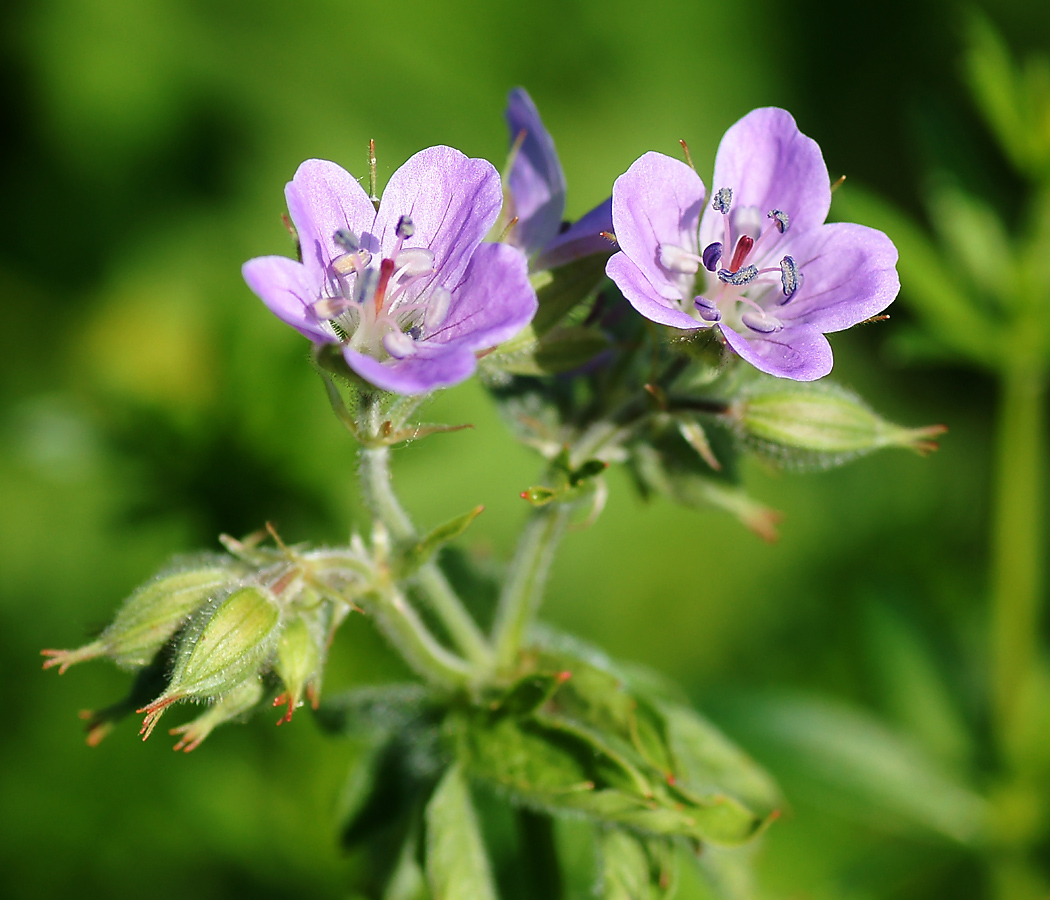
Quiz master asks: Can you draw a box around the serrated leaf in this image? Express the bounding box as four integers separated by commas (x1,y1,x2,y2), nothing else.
599,830,678,900
394,506,484,578
425,765,498,900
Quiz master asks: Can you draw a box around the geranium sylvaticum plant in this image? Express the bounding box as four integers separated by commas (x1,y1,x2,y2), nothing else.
43,90,944,899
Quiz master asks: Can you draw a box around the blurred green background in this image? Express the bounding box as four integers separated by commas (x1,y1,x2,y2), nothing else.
3,0,1049,897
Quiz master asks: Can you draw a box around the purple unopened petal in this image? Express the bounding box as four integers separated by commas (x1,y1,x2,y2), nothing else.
343,344,477,394
532,197,614,271
505,88,567,257
242,256,335,343
779,223,899,332
720,323,833,381
285,159,378,283
611,152,706,301
428,242,537,350
374,146,503,290
606,252,706,331
699,108,830,250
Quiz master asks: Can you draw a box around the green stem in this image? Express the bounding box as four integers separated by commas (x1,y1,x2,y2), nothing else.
516,809,563,900
370,585,473,690
358,446,493,669
491,503,570,671
990,361,1047,758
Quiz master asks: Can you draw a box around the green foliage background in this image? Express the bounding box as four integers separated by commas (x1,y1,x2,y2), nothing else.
1,1,1047,897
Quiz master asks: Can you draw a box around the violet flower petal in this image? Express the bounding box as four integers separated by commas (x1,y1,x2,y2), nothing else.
779,222,899,332
505,88,568,257
699,108,831,250
241,255,335,343
610,151,706,302
285,159,379,284
606,252,706,331
374,146,503,291
343,344,478,394
532,197,613,271
720,322,834,381
430,242,537,349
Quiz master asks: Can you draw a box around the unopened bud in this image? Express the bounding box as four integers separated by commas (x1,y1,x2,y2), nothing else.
137,585,282,739
169,677,265,753
42,559,240,674
731,381,947,467
273,615,324,724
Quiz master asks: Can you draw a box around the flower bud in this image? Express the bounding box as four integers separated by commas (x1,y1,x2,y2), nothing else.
730,381,946,468
42,558,242,674
273,614,325,724
168,677,265,753
137,585,282,739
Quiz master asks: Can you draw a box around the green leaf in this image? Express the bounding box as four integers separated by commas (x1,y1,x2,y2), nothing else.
832,186,1001,368
394,506,484,578
531,253,610,335
383,825,429,900
598,830,678,900
483,324,610,376
425,765,498,900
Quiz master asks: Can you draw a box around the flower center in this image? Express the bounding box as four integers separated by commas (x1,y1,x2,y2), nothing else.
310,216,452,360
658,188,803,336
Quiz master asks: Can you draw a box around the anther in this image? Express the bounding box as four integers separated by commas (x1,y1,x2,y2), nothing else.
694,297,721,322
333,249,372,275
334,229,360,252
713,187,733,215
741,310,782,333
424,286,452,331
396,216,415,239
701,242,723,272
394,247,436,277
717,264,759,286
383,330,417,359
352,267,378,305
313,297,352,319
779,256,801,302
729,235,754,272
767,209,789,234
659,243,699,275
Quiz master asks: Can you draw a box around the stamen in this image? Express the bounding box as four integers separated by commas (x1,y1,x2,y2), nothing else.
693,297,721,322
701,242,723,272
382,330,417,359
741,310,782,333
729,235,754,272
713,187,733,215
659,243,699,275
423,286,452,331
779,255,802,302
396,215,415,239
313,297,352,319
333,249,372,275
334,229,359,252
353,267,378,305
767,209,789,234
732,205,763,240
394,247,435,277
717,265,759,286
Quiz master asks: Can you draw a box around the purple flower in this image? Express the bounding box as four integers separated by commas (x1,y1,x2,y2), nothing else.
503,88,614,271
242,146,538,394
605,108,899,380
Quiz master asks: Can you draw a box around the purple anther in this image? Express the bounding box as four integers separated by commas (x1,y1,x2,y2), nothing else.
712,187,733,215
702,242,723,272
767,209,789,234
334,228,359,252
741,310,781,333
395,215,415,239
779,255,801,302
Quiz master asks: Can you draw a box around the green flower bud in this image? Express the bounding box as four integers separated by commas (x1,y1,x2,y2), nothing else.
138,585,282,740
42,557,242,674
730,381,946,468
168,677,265,753
273,614,325,725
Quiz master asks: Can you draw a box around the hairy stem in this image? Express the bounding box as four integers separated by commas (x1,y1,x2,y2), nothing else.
359,446,493,668
491,503,571,671
990,361,1046,759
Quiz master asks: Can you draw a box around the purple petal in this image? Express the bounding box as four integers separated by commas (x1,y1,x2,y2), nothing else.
720,323,833,381
611,151,706,301
505,88,567,257
242,256,335,343
699,108,831,251
779,223,899,332
374,146,503,290
285,159,379,284
343,344,477,394
532,197,614,271
606,252,706,331
428,242,537,350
